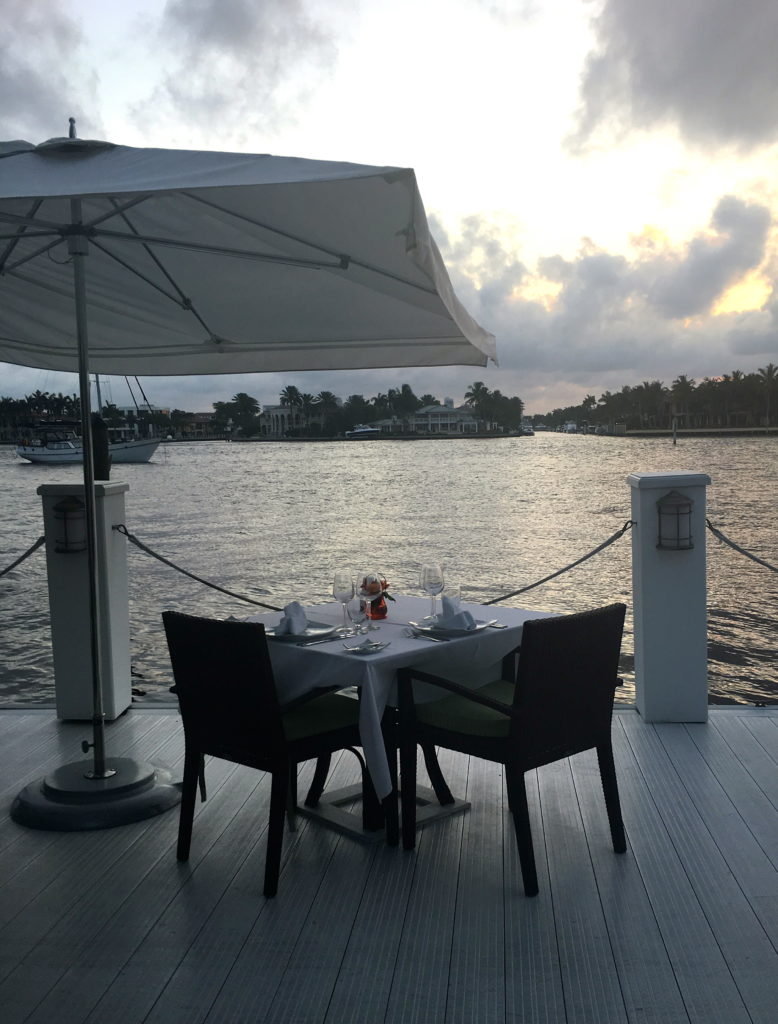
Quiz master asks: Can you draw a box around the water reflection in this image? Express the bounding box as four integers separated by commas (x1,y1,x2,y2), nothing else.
1,433,776,706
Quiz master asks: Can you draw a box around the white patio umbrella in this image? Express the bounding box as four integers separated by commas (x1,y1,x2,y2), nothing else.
0,122,496,829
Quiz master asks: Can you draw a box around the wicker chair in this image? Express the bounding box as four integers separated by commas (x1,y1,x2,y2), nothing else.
398,603,628,896
162,611,367,897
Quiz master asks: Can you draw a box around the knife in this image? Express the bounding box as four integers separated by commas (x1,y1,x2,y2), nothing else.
296,635,343,647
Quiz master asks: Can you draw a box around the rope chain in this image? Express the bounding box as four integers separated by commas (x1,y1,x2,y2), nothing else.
8,521,773,614
0,536,45,578
482,520,635,605
706,519,778,574
114,525,282,611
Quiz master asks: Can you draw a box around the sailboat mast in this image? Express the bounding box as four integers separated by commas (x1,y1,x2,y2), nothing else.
94,374,103,415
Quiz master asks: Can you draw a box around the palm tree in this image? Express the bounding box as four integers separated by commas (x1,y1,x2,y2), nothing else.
671,375,696,426
464,381,492,427
231,392,261,435
464,381,490,408
279,385,302,408
300,393,316,433
757,363,777,426
372,392,391,417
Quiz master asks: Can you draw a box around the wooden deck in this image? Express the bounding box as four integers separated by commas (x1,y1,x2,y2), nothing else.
1,705,777,1023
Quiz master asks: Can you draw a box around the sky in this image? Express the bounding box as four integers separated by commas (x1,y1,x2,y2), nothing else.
2,0,778,414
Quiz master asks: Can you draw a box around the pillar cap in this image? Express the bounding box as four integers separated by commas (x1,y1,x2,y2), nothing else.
37,482,130,497
626,472,711,490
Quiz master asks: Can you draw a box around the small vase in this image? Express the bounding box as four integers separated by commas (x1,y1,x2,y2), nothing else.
366,594,388,619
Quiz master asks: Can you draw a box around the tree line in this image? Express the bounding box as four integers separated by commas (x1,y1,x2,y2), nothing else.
5,362,774,439
209,381,525,436
536,364,778,431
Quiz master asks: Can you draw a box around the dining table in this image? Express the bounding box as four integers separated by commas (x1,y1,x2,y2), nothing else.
245,595,553,805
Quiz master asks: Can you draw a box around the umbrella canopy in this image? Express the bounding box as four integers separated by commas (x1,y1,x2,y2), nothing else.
1,129,496,818
0,135,496,374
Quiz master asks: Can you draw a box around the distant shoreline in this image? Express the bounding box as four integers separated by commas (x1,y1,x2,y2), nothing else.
3,426,777,449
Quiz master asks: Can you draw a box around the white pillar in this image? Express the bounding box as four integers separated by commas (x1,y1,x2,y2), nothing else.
627,471,711,722
38,482,132,721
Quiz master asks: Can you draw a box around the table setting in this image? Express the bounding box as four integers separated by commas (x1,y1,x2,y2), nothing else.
242,566,552,803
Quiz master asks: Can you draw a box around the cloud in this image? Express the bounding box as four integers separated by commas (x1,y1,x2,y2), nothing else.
0,0,99,142
133,0,343,141
644,195,771,317
571,0,778,152
432,194,777,409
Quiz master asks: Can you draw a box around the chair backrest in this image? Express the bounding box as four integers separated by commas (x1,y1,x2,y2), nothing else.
510,603,626,769
162,611,287,763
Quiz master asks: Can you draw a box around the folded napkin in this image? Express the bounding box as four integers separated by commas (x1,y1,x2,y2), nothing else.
274,601,308,635
435,595,476,631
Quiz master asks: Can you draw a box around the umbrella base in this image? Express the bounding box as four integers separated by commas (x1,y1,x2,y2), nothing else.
10,757,181,831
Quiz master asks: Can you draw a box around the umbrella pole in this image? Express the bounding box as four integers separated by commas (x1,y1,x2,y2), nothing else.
9,200,181,830
70,199,110,780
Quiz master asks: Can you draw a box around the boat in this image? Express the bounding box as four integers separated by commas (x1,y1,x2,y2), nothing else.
16,426,161,464
345,424,382,439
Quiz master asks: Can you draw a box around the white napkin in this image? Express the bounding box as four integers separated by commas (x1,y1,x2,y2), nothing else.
274,601,308,635
435,595,476,630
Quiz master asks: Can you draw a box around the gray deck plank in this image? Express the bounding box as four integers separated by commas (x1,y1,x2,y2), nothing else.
13,757,244,1024
651,721,778,1022
0,713,179,872
446,755,507,1024
504,768,567,1024
538,758,628,1024
322,755,450,1024
0,716,182,941
198,753,367,1024
735,714,778,776
687,716,778,874
383,747,468,1024
568,738,690,1024
77,764,274,1024
618,717,753,1023
1,708,778,1024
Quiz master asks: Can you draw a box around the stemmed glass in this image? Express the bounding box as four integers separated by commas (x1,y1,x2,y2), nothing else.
348,596,368,635
419,562,444,621
333,571,355,635
356,571,384,631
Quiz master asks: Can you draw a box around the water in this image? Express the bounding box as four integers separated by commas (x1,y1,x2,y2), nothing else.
1,434,776,707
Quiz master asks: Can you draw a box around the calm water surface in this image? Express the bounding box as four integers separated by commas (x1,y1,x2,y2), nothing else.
1,433,776,706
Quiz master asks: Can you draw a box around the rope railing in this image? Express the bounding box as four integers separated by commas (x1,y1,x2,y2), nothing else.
483,520,635,605
8,521,773,618
706,519,778,574
0,536,45,578
114,522,637,611
114,524,283,611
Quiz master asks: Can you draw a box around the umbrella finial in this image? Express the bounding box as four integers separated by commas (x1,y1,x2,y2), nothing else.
68,117,77,139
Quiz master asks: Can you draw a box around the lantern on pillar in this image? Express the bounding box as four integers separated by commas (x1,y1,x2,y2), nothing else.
53,495,87,553
656,489,693,550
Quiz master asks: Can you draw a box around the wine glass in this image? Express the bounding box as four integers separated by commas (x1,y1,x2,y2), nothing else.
356,571,384,631
419,562,444,621
333,570,355,635
348,596,368,634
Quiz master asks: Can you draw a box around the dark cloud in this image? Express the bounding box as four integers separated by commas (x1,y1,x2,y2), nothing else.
432,197,777,408
570,0,778,152
645,195,771,317
135,0,342,140
0,0,99,142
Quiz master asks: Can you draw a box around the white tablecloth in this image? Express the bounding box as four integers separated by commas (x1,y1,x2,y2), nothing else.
246,595,551,799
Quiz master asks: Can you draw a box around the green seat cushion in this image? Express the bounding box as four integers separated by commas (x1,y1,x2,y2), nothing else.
416,678,515,737
282,692,359,742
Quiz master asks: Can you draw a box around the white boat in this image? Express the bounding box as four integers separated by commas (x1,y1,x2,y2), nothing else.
345,424,381,439
16,427,161,464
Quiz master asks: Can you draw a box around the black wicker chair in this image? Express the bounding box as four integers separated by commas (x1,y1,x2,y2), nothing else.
398,603,627,896
162,610,368,897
